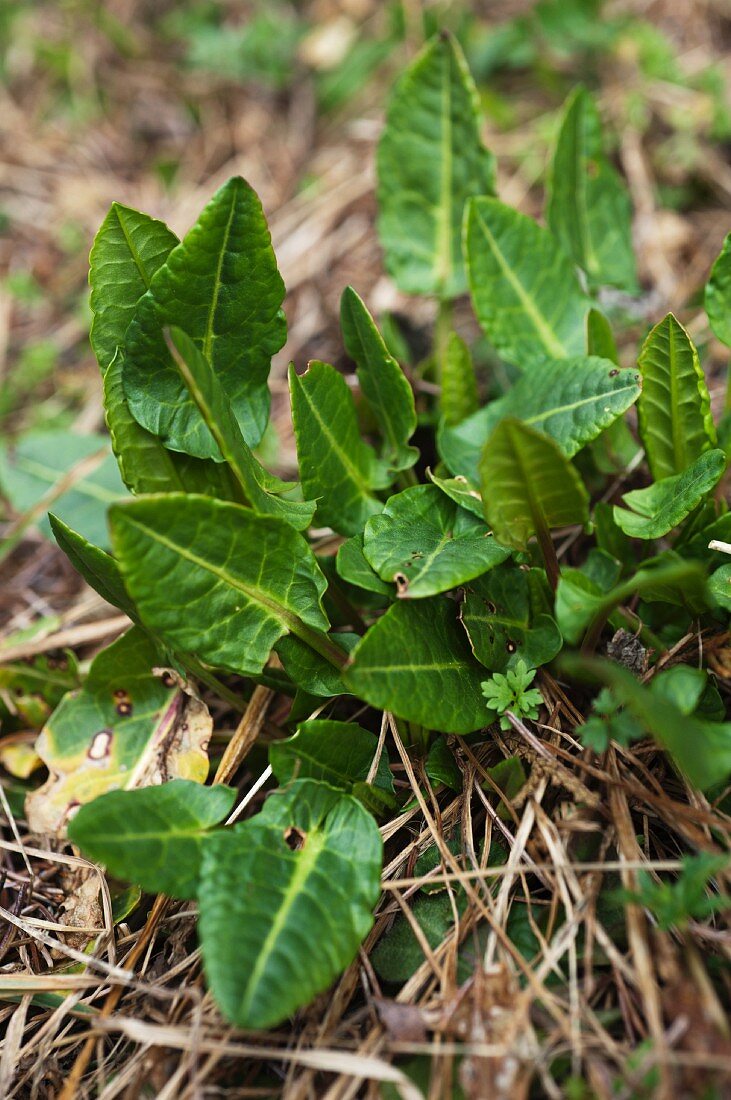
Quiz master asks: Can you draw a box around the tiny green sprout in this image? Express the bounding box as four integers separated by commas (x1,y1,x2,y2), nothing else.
618,853,731,932
578,687,643,753
481,659,544,730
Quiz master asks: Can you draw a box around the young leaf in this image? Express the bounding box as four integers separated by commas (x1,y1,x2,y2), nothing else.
289,361,385,536
166,329,315,530
104,351,239,500
123,177,286,456
479,419,589,573
110,495,343,677
198,779,382,1028
556,559,708,646
49,514,136,619
26,629,212,836
0,431,126,549
68,780,235,899
481,660,544,731
546,87,637,292
709,563,731,611
428,470,483,518
465,197,592,370
613,450,727,540
362,484,509,598
566,657,731,790
275,633,357,698
460,565,562,673
376,31,495,298
586,307,619,363
340,288,418,473
705,232,731,347
438,356,640,479
637,314,716,482
344,598,492,734
269,719,392,793
89,202,178,374
336,535,394,596
441,332,479,427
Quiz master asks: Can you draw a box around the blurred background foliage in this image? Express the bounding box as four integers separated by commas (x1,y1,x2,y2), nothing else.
0,0,729,446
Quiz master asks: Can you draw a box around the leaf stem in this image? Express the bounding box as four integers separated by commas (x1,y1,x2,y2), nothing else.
434,297,453,390
536,522,561,592
290,621,350,669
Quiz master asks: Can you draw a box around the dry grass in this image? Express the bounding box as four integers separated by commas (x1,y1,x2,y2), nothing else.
1,1,731,1097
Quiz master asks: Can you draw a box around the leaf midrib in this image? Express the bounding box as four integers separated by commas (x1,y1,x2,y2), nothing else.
237,827,329,1019
472,205,568,360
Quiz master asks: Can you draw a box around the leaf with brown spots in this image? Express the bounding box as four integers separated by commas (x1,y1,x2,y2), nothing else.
26,627,212,836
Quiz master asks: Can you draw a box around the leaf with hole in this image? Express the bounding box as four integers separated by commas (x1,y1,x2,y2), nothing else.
460,564,562,673
198,779,382,1028
123,177,285,456
362,484,510,598
26,629,212,837
376,32,495,297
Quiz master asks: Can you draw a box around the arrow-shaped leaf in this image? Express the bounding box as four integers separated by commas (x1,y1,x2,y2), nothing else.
376,31,496,298
637,313,716,481
123,177,286,456
613,449,727,540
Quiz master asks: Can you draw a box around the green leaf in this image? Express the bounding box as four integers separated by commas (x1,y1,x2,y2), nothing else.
427,470,484,518
465,197,592,370
275,633,357,698
110,494,341,678
48,514,136,618
89,202,178,374
546,86,637,292
27,629,212,836
103,351,238,500
556,559,708,645
166,329,315,530
441,332,479,426
68,780,235,899
439,356,640,479
336,535,394,596
340,287,418,472
425,736,462,790
376,31,495,298
269,719,392,793
637,313,716,482
289,361,385,536
479,418,589,551
460,564,562,673
565,657,731,790
709,563,731,610
613,450,727,540
705,232,731,347
362,484,509,598
344,598,492,734
123,177,286,456
586,307,619,363
0,430,126,549
198,779,382,1028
